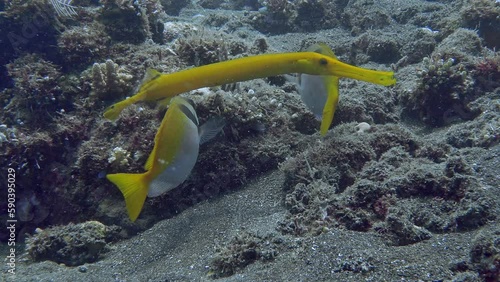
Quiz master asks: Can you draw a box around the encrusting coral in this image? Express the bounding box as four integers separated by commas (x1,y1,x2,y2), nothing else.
408,54,476,126
3,54,68,126
91,59,134,100
400,28,486,127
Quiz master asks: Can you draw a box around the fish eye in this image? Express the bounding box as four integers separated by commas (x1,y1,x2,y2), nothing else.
319,58,328,65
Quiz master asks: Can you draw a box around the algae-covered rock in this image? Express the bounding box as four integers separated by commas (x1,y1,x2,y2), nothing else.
4,54,66,126
25,221,120,266
461,0,500,49
402,54,477,126
279,123,494,244
209,231,278,278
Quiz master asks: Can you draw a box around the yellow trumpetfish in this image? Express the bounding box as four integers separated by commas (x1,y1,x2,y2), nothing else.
103,51,396,121
288,43,341,135
106,97,225,222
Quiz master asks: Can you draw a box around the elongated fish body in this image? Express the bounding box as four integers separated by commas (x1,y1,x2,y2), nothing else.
106,97,225,221
104,51,396,120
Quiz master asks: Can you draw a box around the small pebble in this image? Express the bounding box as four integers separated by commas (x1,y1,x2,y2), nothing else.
78,265,88,273
356,122,371,133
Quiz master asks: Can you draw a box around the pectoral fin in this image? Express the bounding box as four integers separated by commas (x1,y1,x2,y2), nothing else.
199,117,226,145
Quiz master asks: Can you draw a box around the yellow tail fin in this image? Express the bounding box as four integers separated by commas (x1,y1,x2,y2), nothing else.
106,173,148,222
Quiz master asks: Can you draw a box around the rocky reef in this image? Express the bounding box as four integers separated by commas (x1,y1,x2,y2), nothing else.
279,123,493,244
0,0,498,279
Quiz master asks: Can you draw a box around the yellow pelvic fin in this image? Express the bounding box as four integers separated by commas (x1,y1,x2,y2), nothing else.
320,76,340,136
106,173,148,222
135,69,162,97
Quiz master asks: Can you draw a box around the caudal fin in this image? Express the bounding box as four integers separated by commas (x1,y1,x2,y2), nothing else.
106,173,148,222
103,99,129,121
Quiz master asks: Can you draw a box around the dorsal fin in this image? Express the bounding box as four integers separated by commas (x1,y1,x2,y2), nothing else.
175,97,198,126
144,98,167,171
144,148,155,171
144,69,162,82
135,69,162,94
307,43,337,59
